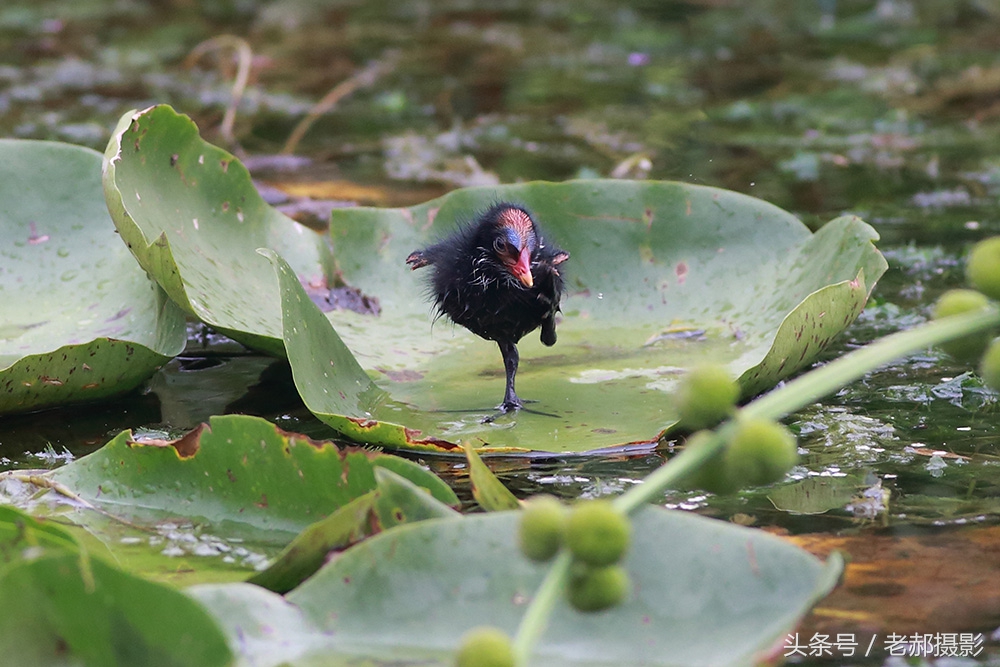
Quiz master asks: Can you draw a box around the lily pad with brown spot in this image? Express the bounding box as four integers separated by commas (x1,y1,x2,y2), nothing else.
289,182,886,453
102,105,331,356
0,139,186,415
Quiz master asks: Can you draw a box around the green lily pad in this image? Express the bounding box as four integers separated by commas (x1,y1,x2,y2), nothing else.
296,182,885,453
99,107,884,453
248,468,459,594
189,507,842,666
102,105,330,355
0,139,186,414
8,414,457,584
48,413,457,528
0,541,232,667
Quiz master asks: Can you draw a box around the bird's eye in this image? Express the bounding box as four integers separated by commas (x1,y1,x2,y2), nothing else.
493,238,510,254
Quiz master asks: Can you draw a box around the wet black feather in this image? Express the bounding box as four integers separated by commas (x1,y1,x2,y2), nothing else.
407,203,567,346
406,202,569,413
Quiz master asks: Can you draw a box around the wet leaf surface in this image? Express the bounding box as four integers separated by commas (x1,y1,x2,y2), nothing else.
190,507,841,666
303,182,885,453
245,466,462,595
0,507,232,667
102,105,331,355
0,140,186,414
2,414,457,584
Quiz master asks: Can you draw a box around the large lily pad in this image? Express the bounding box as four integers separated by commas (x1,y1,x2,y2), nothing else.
190,507,842,666
296,182,886,453
99,107,884,453
8,414,457,584
102,105,330,355
0,139,186,414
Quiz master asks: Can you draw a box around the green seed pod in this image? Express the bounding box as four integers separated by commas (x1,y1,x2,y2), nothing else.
979,338,1000,392
683,430,740,495
518,495,566,562
932,289,993,362
724,417,798,487
675,364,740,430
967,237,1000,301
567,564,631,613
566,500,631,567
455,626,515,667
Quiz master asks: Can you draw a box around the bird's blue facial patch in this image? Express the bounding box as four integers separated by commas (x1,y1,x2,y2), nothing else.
503,227,524,251
496,206,537,251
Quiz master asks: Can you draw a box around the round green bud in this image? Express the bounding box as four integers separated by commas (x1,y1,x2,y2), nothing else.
566,500,631,567
683,430,740,495
518,495,566,562
979,338,1000,392
724,418,798,487
932,289,993,362
967,237,1000,301
455,626,515,667
675,364,740,430
567,564,631,612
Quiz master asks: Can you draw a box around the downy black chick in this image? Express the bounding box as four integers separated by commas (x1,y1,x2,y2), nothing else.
406,203,570,414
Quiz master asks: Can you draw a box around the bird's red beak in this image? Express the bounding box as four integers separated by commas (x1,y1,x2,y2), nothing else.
512,246,533,287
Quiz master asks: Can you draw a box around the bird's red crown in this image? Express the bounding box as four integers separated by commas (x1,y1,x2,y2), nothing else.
496,206,535,238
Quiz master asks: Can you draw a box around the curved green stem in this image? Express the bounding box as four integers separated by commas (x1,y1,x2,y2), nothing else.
617,307,1000,514
511,551,572,664
512,307,999,663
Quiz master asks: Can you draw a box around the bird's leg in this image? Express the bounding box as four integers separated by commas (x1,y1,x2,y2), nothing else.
498,339,522,413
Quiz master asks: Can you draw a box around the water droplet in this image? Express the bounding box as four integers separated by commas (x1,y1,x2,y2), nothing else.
57,247,70,258
597,292,604,299
61,270,78,282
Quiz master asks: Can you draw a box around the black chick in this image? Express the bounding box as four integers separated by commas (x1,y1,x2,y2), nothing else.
406,203,570,415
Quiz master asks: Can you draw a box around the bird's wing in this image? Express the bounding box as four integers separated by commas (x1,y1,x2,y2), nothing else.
540,313,557,346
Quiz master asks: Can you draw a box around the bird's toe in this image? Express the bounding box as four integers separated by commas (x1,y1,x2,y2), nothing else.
500,399,523,413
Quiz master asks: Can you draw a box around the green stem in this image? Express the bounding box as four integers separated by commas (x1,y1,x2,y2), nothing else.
617,307,1000,515
512,550,572,664
512,307,1000,663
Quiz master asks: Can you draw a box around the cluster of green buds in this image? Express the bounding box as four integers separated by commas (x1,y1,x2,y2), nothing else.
933,237,1000,388
518,497,632,612
455,498,633,667
677,365,798,494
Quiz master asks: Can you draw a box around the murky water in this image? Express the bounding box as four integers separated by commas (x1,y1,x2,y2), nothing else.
4,1,1000,663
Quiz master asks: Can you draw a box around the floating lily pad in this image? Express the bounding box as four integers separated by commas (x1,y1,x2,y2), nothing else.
189,507,842,666
0,139,186,414
296,182,886,453
9,414,457,584
0,510,232,667
102,105,330,355
100,108,884,453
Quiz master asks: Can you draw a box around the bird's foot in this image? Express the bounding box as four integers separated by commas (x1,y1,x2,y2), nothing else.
500,398,523,412
481,398,522,423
